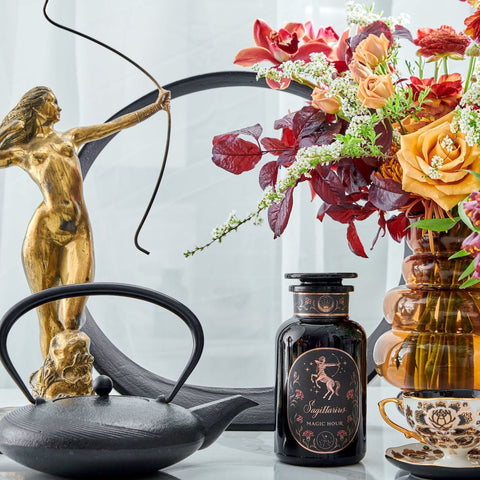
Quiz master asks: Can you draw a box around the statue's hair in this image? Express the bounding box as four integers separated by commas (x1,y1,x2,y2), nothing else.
0,86,53,149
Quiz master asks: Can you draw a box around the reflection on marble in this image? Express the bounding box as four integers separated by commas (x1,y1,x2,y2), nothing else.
0,458,181,480
216,431,272,456
394,472,416,480
274,461,372,480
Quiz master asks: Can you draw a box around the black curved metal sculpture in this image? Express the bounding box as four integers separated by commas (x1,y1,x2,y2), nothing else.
78,70,392,430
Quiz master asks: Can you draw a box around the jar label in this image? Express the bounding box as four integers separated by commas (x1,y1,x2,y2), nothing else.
293,293,348,316
286,347,360,454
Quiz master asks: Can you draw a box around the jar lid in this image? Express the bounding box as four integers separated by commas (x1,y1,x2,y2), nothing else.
285,273,357,293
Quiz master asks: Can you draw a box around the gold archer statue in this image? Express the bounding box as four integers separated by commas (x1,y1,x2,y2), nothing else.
0,85,170,398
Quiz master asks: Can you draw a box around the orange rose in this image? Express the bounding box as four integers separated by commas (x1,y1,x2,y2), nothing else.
311,88,341,114
348,58,372,83
399,115,433,134
357,74,394,109
353,33,390,67
397,112,480,211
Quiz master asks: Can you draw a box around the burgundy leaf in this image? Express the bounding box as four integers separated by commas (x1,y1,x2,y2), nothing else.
317,202,330,221
274,112,295,130
277,150,298,167
265,127,298,166
336,162,370,192
324,203,375,224
371,212,387,249
347,21,394,51
212,134,262,174
298,120,344,149
346,191,369,203
386,213,410,242
375,120,393,155
268,187,294,238
370,175,412,211
293,106,327,138
224,123,263,140
261,137,287,154
259,161,278,190
347,222,368,258
310,168,346,204
393,25,414,43
280,128,296,146
352,158,377,184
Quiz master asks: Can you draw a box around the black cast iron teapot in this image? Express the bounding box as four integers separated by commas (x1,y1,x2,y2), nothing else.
0,282,257,478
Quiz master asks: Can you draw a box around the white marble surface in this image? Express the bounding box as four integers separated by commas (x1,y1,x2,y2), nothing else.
0,381,414,480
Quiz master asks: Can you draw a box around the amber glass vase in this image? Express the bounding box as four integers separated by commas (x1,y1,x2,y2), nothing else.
373,222,480,390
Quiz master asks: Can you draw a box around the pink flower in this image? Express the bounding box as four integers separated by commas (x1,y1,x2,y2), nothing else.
346,389,354,400
303,22,339,43
462,231,480,255
347,415,353,423
296,414,304,423
337,430,348,440
234,19,332,89
302,430,314,439
464,191,480,227
295,389,304,400
474,255,480,279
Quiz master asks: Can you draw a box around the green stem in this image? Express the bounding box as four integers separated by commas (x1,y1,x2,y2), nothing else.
464,56,477,93
184,207,265,258
291,73,317,89
434,61,440,82
415,333,431,389
443,57,448,76
426,335,443,389
418,57,425,79
376,62,389,76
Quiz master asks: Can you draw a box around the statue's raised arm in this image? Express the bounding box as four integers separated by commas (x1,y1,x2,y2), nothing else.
68,87,170,147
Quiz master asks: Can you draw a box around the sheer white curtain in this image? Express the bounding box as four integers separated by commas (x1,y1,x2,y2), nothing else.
0,0,472,390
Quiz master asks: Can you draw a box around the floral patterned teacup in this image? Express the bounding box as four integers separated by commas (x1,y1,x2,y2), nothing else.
379,390,480,466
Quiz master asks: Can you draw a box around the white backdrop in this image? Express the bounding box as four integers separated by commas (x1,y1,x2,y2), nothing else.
0,0,472,391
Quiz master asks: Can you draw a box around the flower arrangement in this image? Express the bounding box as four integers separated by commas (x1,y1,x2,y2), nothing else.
183,0,480,391
184,0,480,277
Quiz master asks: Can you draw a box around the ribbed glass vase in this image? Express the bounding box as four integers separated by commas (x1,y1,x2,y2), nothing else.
373,222,480,390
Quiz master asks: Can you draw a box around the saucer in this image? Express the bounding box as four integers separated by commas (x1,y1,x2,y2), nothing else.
385,443,480,479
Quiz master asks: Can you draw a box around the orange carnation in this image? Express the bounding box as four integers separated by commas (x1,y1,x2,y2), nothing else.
409,74,463,118
414,25,470,61
357,74,394,109
465,8,480,43
397,112,480,211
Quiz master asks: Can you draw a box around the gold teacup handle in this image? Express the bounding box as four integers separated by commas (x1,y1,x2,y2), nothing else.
378,398,424,443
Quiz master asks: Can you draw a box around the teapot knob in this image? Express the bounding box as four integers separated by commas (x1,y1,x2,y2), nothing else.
93,375,113,397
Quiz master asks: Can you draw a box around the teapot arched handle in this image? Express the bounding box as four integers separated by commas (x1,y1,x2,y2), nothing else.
0,282,204,404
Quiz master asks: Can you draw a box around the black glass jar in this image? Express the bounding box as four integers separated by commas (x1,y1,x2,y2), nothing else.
275,273,366,466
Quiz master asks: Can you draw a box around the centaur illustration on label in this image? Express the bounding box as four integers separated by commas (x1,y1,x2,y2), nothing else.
287,347,360,454
311,356,341,400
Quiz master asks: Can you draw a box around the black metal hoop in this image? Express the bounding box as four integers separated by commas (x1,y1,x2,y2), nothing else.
78,70,391,430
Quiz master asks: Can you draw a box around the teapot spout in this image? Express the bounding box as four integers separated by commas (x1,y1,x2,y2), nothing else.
189,395,258,449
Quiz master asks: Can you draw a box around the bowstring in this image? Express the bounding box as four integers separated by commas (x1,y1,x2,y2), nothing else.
43,0,171,255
